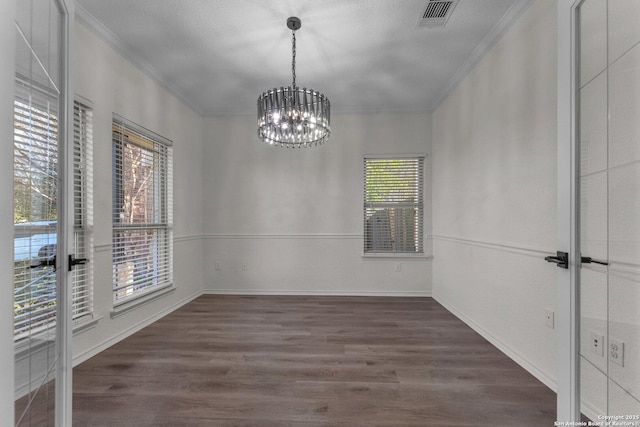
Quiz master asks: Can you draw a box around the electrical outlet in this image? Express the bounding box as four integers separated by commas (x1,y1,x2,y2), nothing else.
609,338,625,367
394,263,402,273
215,261,221,271
545,309,555,329
590,332,604,357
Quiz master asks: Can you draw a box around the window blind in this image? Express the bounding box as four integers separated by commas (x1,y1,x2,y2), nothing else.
72,100,93,321
13,79,59,339
364,157,424,254
112,115,173,303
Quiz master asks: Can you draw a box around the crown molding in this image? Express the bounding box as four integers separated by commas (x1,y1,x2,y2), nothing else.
74,2,205,116
429,0,535,112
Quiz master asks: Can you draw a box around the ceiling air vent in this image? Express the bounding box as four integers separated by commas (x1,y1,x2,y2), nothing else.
419,0,458,28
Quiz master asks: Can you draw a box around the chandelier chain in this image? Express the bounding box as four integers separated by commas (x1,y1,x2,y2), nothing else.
291,30,296,88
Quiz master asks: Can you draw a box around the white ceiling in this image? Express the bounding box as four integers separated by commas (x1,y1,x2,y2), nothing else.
75,0,533,117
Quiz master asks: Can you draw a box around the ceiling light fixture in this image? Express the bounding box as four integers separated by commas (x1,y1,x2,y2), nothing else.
257,17,331,148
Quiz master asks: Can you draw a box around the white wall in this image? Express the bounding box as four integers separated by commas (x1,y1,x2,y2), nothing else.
69,21,205,365
202,113,432,296
1,1,17,420
432,0,558,388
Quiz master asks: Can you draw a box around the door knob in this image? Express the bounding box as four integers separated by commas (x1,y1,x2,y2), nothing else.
581,256,608,266
69,254,88,271
545,251,569,269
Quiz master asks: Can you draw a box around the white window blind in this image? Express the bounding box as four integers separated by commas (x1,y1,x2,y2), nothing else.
364,157,424,254
112,115,173,304
72,100,93,321
13,86,95,339
13,79,59,339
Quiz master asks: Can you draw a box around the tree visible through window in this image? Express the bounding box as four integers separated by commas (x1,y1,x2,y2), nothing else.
13,84,58,339
112,116,172,302
13,83,94,338
364,157,424,254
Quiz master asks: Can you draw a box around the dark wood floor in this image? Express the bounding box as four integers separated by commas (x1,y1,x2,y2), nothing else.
70,295,556,426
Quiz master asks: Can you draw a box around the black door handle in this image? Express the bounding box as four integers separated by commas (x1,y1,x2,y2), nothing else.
581,256,608,266
545,251,568,269
69,254,88,271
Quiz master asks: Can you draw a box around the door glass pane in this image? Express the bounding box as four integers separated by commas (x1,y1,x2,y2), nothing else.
13,0,63,425
578,0,640,421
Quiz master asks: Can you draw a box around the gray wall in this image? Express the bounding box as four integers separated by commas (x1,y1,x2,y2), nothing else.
432,0,558,388
70,22,205,365
202,113,433,296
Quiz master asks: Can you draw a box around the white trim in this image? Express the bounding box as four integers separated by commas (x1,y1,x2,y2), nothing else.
431,235,553,259
94,243,111,253
73,93,93,109
1,1,17,421
203,289,432,298
72,315,103,335
73,290,201,366
433,293,557,391
174,235,202,243
428,0,535,111
362,253,432,259
97,235,201,249
58,0,75,423
557,0,581,422
110,285,175,318
74,4,203,115
203,234,361,240
364,153,428,159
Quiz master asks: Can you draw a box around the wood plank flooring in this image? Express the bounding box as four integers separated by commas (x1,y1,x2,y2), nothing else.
71,295,556,426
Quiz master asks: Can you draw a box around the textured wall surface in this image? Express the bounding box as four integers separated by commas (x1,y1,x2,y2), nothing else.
432,0,558,389
202,113,433,296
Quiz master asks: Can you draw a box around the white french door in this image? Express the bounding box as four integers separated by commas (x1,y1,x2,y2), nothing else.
13,0,73,425
577,0,640,421
557,0,640,422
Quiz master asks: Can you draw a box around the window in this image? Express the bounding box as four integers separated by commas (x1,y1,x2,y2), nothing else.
112,115,173,303
364,156,424,254
13,81,94,338
72,100,94,321
13,79,59,339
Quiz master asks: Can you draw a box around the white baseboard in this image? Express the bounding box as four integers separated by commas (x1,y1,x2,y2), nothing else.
203,289,432,297
72,290,203,367
581,400,601,424
433,293,557,392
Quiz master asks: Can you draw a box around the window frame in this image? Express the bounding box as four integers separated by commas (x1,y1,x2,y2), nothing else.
13,77,60,340
71,98,94,324
12,87,97,341
363,155,426,257
111,114,173,308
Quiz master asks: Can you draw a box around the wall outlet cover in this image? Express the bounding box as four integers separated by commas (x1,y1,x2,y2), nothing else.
545,309,555,329
609,338,624,367
590,332,604,357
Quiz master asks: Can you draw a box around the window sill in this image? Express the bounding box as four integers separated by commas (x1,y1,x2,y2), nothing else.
14,315,103,359
362,253,433,259
73,315,103,335
110,285,175,319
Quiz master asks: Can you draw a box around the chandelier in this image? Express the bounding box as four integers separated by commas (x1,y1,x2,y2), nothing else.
257,17,331,148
